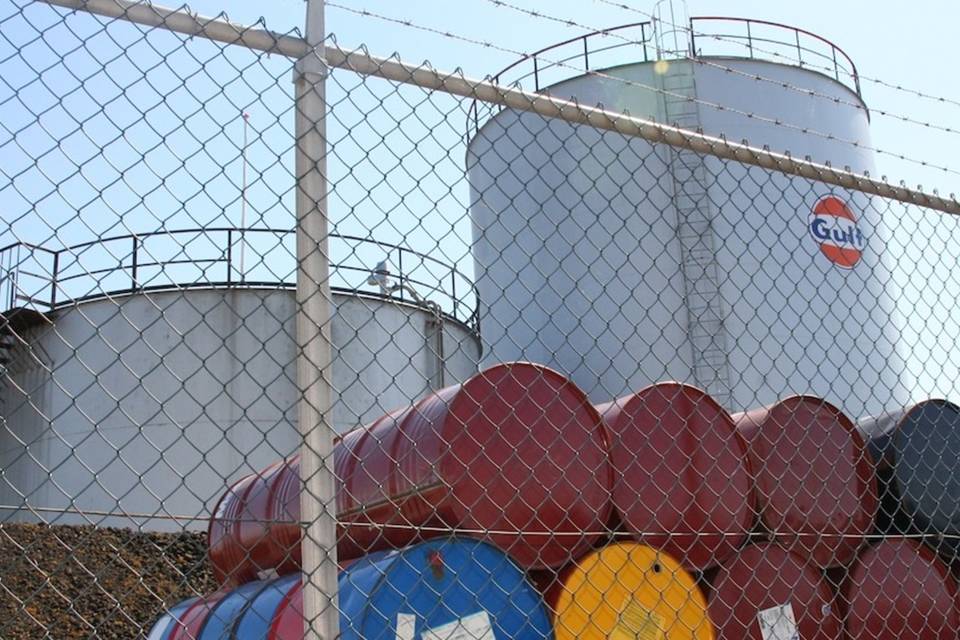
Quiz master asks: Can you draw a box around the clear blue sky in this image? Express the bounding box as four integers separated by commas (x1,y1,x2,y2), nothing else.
5,0,957,246
216,0,960,194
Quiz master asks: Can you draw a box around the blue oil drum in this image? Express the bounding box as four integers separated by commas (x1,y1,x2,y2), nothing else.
148,538,553,639
146,597,197,640
333,538,553,640
233,573,301,638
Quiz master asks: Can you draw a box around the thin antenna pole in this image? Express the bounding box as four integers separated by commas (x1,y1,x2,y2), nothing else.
240,111,249,280
295,0,339,638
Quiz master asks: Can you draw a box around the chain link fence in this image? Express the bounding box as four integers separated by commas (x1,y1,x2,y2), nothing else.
3,0,960,638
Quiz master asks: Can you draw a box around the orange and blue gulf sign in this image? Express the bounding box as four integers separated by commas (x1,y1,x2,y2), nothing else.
808,196,865,268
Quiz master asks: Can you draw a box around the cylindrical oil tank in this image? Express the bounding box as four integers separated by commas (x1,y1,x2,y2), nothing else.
208,362,612,580
858,400,960,560
840,538,960,640
597,383,753,570
732,396,877,567
547,542,713,640
0,288,480,531
151,538,554,640
706,543,842,640
467,43,906,417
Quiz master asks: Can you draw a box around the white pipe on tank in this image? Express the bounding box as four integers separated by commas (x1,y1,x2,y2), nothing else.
295,0,340,638
653,0,692,59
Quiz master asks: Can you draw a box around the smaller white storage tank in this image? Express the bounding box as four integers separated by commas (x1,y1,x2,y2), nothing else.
0,229,480,530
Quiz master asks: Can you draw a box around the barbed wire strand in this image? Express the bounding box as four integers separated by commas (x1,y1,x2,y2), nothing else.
592,0,960,112
327,1,960,184
507,0,960,140
475,0,960,162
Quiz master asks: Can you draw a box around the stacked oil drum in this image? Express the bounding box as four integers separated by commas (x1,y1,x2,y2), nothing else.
149,363,960,639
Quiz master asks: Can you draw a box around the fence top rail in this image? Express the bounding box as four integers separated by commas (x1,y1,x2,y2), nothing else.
34,0,960,217
465,16,862,135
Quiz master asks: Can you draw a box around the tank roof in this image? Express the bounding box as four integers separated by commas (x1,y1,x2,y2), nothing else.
467,16,861,138
0,228,479,334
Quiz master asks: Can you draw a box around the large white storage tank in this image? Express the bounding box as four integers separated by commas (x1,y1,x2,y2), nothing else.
0,230,480,530
468,16,907,416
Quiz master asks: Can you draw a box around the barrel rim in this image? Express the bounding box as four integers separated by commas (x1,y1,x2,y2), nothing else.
551,541,710,639
885,399,960,535
443,361,613,565
226,577,291,640
707,541,842,639
341,536,547,635
734,394,878,567
841,537,960,635
146,597,198,640
168,589,232,640
601,381,755,570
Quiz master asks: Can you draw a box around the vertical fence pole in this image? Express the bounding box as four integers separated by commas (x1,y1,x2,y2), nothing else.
294,0,339,638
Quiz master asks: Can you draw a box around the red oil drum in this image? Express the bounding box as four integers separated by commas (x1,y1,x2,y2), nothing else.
732,396,877,568
208,459,299,585
841,538,960,640
208,362,612,582
707,543,842,640
598,382,753,570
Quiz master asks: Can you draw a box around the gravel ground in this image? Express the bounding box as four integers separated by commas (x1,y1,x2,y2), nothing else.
0,523,215,639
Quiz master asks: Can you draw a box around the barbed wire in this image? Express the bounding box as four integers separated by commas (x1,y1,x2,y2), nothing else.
327,1,960,184
520,0,960,140
480,0,960,144
592,0,960,112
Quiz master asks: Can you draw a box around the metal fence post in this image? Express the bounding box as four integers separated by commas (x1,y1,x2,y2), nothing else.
295,0,339,638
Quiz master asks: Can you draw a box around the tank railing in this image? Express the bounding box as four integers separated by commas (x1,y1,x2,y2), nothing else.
0,228,479,332
690,17,861,97
467,16,861,137
467,22,654,136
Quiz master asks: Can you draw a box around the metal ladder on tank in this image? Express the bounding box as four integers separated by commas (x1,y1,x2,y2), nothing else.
659,61,733,405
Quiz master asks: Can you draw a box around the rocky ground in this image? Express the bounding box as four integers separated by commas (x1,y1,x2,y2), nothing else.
0,523,215,639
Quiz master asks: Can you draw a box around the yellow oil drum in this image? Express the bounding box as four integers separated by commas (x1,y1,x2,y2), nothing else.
551,542,714,640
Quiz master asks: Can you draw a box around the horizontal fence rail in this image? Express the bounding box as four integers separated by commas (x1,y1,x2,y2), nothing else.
466,16,862,136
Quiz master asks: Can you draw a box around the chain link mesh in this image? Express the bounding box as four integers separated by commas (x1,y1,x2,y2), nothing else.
2,1,960,639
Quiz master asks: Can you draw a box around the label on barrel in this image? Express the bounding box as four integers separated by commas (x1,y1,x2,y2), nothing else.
757,604,799,640
395,611,495,640
422,612,495,640
613,600,665,640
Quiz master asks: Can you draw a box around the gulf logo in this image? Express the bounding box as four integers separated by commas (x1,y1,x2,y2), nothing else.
808,196,865,268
